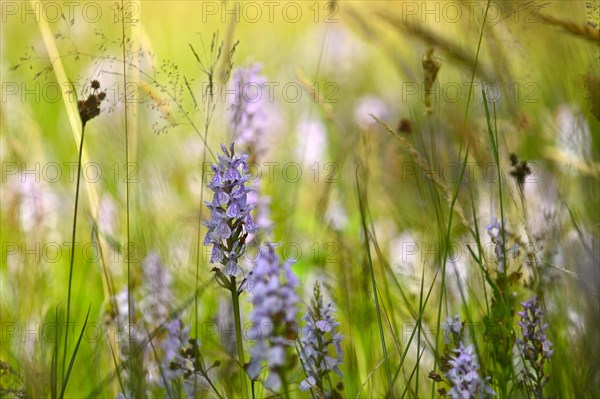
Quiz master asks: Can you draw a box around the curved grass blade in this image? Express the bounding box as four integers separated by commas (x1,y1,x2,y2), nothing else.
356,165,392,392
108,332,126,398
59,304,92,399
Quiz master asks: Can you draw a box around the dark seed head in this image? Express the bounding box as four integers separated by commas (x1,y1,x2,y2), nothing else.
398,118,412,134
428,370,443,382
91,80,100,89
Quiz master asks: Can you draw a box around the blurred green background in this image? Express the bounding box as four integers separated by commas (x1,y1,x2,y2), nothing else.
1,1,599,397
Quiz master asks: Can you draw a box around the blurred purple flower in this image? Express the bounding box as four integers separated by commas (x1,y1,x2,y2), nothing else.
160,318,190,383
246,244,299,390
446,343,495,399
442,314,463,344
354,95,389,128
141,252,172,327
246,187,273,242
228,64,276,245
295,115,327,167
517,297,553,397
230,64,268,151
486,217,518,272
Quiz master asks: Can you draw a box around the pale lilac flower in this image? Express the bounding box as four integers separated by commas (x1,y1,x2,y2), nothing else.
299,283,344,394
486,217,518,272
112,289,146,394
442,314,463,344
324,196,348,231
245,184,273,243
299,25,366,78
446,343,495,399
227,63,283,162
517,297,553,398
98,195,118,236
168,337,216,395
204,143,258,276
295,115,327,167
138,252,181,386
246,244,299,390
228,65,274,244
160,318,190,383
389,232,419,279
230,64,269,150
18,177,59,233
555,104,591,171
354,95,389,128
113,289,143,350
141,252,172,327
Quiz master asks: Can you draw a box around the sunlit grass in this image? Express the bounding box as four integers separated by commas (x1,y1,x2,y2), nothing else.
1,1,599,398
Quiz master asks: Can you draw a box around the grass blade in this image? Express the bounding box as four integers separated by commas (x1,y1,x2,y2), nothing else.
356,165,392,393
60,304,92,399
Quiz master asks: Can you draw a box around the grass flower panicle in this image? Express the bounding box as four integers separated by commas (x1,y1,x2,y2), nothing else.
246,244,299,391
445,343,495,399
204,143,258,277
299,282,344,396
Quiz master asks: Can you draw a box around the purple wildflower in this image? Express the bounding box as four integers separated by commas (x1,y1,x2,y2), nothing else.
446,343,495,399
204,143,258,276
228,65,274,244
517,297,553,398
229,64,268,150
141,252,172,327
247,189,273,241
299,282,344,395
246,244,299,390
160,318,191,383
442,314,463,344
486,217,518,272
112,289,146,396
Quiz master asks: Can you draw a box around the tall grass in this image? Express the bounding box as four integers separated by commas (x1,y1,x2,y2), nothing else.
1,1,598,398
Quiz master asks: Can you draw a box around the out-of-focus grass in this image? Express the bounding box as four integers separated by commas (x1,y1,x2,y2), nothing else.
1,1,599,398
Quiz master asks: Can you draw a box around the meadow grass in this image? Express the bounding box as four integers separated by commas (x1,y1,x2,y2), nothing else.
1,1,599,398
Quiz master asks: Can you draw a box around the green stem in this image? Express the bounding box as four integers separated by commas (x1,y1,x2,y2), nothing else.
280,370,291,399
120,0,132,389
62,122,86,383
231,277,248,399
